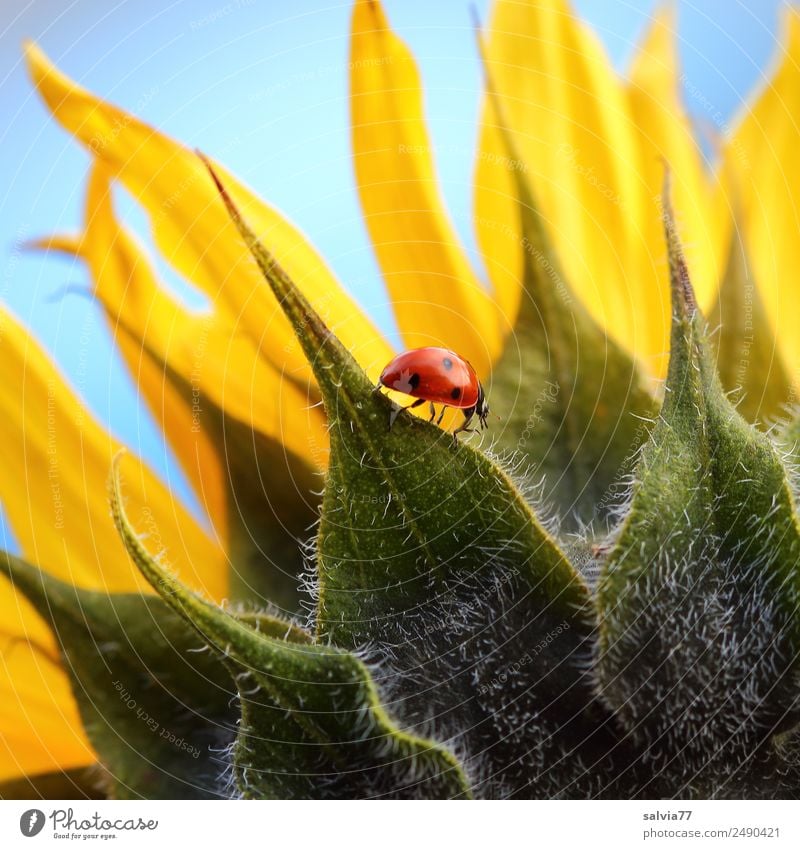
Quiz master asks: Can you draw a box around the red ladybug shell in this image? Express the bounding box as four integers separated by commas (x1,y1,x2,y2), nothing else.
378,347,481,410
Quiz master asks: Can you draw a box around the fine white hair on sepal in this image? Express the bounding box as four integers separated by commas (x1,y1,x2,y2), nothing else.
769,407,800,502
596,535,800,792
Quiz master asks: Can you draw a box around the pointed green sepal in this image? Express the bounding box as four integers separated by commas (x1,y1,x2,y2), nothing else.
597,176,800,794
474,27,656,530
0,552,238,799
110,455,472,799
200,156,640,798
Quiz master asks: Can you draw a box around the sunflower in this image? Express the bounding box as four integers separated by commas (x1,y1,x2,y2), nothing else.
1,0,798,798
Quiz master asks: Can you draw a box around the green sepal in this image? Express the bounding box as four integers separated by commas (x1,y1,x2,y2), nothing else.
475,33,656,530
110,457,471,799
0,552,238,799
200,156,636,798
709,225,791,426
597,179,800,794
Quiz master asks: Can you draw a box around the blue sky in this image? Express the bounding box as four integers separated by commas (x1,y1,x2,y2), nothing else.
0,0,792,530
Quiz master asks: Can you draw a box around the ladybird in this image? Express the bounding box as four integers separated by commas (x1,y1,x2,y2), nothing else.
377,346,490,438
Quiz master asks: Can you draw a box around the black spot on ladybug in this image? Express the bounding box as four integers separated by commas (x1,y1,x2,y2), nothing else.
442,357,453,370
409,372,420,389
451,387,461,400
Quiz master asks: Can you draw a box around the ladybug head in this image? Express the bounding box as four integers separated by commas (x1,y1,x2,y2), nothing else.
476,383,490,430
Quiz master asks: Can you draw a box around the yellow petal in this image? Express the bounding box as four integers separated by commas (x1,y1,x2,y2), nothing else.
350,0,500,378
626,6,724,365
475,0,716,378
0,307,226,600
0,649,93,783
25,42,393,382
475,0,639,348
0,584,93,782
36,167,329,517
30,177,227,538
722,7,800,381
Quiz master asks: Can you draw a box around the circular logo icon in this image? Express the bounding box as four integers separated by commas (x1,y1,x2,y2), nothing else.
19,809,45,837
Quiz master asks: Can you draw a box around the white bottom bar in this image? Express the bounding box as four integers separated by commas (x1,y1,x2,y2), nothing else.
0,799,797,848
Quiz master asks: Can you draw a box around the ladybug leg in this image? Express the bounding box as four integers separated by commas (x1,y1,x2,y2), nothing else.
452,408,475,440
428,402,437,422
436,406,446,426
389,397,425,429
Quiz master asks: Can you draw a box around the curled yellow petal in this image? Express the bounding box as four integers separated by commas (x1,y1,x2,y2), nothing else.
25,42,393,382
722,7,800,382
30,172,226,537
350,0,500,378
36,166,329,510
0,307,226,600
33,166,327,607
